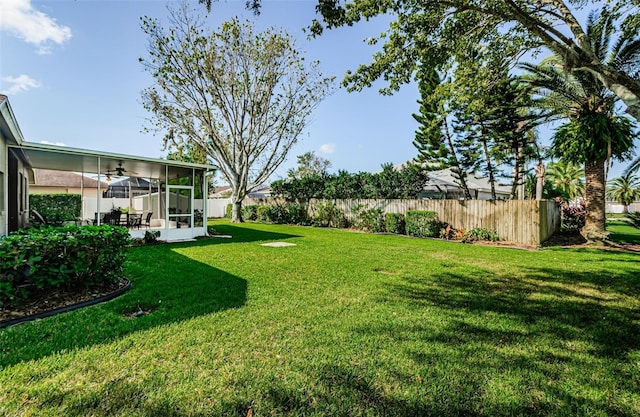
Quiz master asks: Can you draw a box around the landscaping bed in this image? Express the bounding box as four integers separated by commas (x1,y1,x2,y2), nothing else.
0,278,130,327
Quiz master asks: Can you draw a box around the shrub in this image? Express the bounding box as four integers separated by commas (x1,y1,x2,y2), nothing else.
561,201,586,232
439,223,456,240
242,205,259,221
29,194,82,226
405,210,442,238
286,202,310,225
355,207,385,232
225,204,233,219
256,205,271,222
265,203,289,224
311,201,347,228
144,230,161,245
0,225,130,306
462,228,500,243
385,213,406,234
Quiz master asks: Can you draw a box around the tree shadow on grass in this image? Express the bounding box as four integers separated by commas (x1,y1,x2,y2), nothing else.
0,246,247,368
364,260,640,415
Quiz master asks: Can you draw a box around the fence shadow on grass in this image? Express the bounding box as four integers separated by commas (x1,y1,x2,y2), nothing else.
0,246,248,368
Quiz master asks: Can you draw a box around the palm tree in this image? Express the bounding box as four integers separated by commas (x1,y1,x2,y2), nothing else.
521,7,639,240
606,174,640,213
545,161,585,202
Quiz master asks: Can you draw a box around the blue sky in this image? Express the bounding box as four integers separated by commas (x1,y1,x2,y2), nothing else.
0,0,635,182
1,0,422,182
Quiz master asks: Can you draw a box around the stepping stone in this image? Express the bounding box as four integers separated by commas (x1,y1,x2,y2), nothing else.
260,242,296,247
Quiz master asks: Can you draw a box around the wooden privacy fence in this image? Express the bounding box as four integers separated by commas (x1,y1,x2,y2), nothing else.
305,198,560,247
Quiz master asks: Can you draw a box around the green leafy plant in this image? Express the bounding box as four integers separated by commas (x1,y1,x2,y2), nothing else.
311,201,347,228
385,213,405,234
143,230,161,245
354,207,385,232
29,194,82,226
0,225,130,307
405,210,442,238
462,227,500,243
241,205,259,221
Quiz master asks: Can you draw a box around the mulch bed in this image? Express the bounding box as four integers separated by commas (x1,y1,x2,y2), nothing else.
0,278,129,324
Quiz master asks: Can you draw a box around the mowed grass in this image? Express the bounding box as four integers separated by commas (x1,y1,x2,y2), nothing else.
1,220,640,417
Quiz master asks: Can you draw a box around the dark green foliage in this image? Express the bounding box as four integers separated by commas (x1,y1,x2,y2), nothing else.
405,210,442,238
271,164,429,200
143,230,161,245
254,202,310,225
256,205,271,222
242,205,259,221
311,201,347,228
0,225,130,306
285,202,310,225
385,213,406,234
225,204,232,219
29,194,82,226
462,227,500,243
353,206,385,232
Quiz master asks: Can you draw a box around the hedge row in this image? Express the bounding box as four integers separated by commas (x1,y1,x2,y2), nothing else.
29,193,81,225
0,225,130,306
239,203,500,243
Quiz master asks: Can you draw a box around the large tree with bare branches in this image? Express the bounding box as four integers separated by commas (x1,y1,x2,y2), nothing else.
140,4,334,221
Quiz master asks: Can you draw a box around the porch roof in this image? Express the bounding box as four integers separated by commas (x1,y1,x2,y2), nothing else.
10,141,216,180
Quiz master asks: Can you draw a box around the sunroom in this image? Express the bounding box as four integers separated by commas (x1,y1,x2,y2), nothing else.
14,141,216,242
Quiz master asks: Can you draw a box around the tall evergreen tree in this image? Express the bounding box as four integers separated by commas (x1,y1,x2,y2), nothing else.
412,62,471,198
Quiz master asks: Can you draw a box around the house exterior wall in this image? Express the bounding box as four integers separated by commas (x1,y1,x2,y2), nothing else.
29,185,99,199
0,134,7,236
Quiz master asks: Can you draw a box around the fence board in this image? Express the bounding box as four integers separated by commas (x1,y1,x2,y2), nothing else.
306,198,559,246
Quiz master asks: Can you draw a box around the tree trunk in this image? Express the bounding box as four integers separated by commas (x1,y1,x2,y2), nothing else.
582,158,608,241
480,136,496,200
230,193,244,223
535,162,545,201
443,118,472,199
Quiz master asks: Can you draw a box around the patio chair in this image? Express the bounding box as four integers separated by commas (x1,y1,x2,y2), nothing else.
143,212,153,228
129,213,143,229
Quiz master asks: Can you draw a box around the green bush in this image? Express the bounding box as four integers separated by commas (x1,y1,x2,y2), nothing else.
285,202,310,225
225,204,232,219
355,207,385,232
29,194,81,226
405,210,442,238
144,230,161,245
385,213,406,234
242,205,259,221
0,225,130,306
462,227,500,243
256,205,271,222
311,202,347,228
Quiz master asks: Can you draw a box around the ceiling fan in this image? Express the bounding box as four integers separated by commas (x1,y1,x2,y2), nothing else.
105,161,127,181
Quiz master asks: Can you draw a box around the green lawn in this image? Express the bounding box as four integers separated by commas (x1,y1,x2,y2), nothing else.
1,220,640,416
608,219,640,244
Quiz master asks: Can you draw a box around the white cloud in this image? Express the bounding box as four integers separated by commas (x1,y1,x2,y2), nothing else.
319,143,336,154
1,0,72,54
1,74,41,95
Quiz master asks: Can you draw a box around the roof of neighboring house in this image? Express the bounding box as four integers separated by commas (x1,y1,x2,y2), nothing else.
424,168,511,195
32,169,108,188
